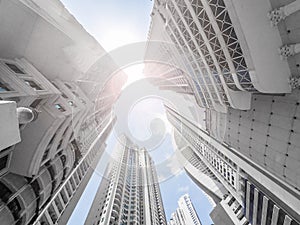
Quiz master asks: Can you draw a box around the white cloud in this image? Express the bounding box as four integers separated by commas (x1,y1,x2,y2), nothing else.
156,155,183,182
177,185,189,193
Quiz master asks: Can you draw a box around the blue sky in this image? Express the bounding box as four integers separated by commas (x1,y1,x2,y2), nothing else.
61,0,153,51
61,1,214,224
67,132,214,225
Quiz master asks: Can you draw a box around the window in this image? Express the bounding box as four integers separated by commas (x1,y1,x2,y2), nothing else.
266,200,274,225
30,98,43,108
7,198,22,220
72,91,79,98
0,155,8,171
62,93,68,99
48,205,58,223
0,80,12,92
65,83,72,89
5,63,25,74
0,181,12,202
24,80,43,91
60,155,66,166
277,209,286,225
55,104,66,112
54,198,63,212
228,197,235,206
42,148,50,161
60,192,68,204
31,180,40,197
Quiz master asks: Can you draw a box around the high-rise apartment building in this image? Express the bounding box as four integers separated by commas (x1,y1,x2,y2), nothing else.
144,0,300,224
145,0,300,188
84,135,167,225
0,1,126,225
1,0,300,225
145,0,299,111
0,57,117,225
168,194,202,225
165,104,300,225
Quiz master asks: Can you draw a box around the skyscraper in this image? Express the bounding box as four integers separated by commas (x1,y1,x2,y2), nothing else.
165,104,300,225
145,0,300,224
0,56,117,225
145,0,293,112
0,1,126,224
168,194,202,225
84,135,167,225
1,0,300,225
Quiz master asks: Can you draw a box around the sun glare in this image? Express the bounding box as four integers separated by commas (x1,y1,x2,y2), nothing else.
122,63,145,89
100,28,140,52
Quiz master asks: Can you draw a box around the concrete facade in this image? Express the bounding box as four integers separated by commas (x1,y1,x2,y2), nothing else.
1,0,300,224
166,104,300,225
0,1,126,225
146,0,300,224
0,57,117,225
145,0,299,113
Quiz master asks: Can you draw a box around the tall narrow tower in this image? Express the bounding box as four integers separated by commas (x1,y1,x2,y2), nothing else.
84,136,167,225
168,194,202,225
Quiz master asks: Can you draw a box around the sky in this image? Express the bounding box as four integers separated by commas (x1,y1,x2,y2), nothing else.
67,130,214,225
61,0,214,224
61,0,153,52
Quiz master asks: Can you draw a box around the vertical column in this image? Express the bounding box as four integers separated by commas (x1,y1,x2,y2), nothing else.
271,205,279,225
245,181,251,219
260,196,269,225
44,210,54,225
283,215,292,225
252,188,259,225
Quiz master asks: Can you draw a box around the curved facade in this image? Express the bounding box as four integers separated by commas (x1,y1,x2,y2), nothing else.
145,0,292,112
32,166,53,209
0,173,37,225
0,0,125,224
